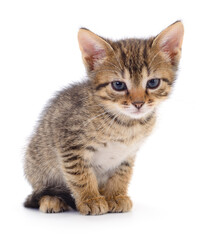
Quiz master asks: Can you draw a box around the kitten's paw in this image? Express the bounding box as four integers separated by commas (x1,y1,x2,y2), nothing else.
77,196,108,215
39,196,70,213
107,195,133,213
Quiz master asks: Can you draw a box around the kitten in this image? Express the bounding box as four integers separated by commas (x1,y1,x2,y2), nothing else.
24,21,184,215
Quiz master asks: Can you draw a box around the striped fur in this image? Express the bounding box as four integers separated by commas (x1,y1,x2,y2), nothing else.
24,21,184,215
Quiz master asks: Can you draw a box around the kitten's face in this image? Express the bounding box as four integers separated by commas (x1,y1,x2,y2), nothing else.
92,41,175,119
78,22,184,120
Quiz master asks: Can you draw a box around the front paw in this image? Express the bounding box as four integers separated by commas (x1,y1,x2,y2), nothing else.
77,196,108,215
106,195,133,213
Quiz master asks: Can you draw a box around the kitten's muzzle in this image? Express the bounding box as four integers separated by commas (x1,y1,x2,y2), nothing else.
132,101,145,110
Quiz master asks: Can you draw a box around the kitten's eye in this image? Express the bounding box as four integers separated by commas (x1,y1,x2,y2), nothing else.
111,81,127,91
147,78,161,89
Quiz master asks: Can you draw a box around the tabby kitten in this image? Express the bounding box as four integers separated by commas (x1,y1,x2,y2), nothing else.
24,21,184,215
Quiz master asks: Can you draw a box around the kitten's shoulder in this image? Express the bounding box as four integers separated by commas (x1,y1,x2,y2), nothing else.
39,79,92,123
53,79,92,105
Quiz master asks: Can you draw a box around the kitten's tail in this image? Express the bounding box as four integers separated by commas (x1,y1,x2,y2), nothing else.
24,185,76,210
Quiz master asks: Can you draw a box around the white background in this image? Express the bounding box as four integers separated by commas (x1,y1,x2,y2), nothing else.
0,0,211,239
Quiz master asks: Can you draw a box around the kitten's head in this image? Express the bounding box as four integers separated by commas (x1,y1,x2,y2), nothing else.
78,21,184,120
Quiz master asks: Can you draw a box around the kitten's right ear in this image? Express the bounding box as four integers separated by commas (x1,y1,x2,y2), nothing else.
152,21,184,65
78,28,113,71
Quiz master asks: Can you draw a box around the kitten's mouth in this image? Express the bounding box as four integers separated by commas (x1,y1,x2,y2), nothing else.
131,110,146,117
121,106,153,119
114,104,153,120
133,110,142,114
121,109,147,119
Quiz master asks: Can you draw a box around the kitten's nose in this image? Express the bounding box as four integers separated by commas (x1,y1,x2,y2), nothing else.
132,101,145,110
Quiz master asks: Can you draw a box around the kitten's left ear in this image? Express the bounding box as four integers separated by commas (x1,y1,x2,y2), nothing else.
78,28,113,71
152,21,184,65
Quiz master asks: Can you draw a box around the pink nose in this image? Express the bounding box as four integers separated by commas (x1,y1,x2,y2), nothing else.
132,101,145,110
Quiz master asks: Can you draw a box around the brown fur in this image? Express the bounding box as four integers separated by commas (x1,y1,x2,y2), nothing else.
39,196,70,213
24,21,184,215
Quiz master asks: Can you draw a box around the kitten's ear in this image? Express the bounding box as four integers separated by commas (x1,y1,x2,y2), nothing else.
78,28,113,71
152,21,184,64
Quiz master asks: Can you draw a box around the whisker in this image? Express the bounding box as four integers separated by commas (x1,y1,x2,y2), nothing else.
96,119,114,138
95,110,119,136
96,114,111,131
83,111,107,126
106,113,120,138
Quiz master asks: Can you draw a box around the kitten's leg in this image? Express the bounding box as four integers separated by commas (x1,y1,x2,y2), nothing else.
101,157,134,213
61,154,108,215
39,196,70,213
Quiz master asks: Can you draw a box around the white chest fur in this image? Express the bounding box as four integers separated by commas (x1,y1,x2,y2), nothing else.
91,141,141,186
